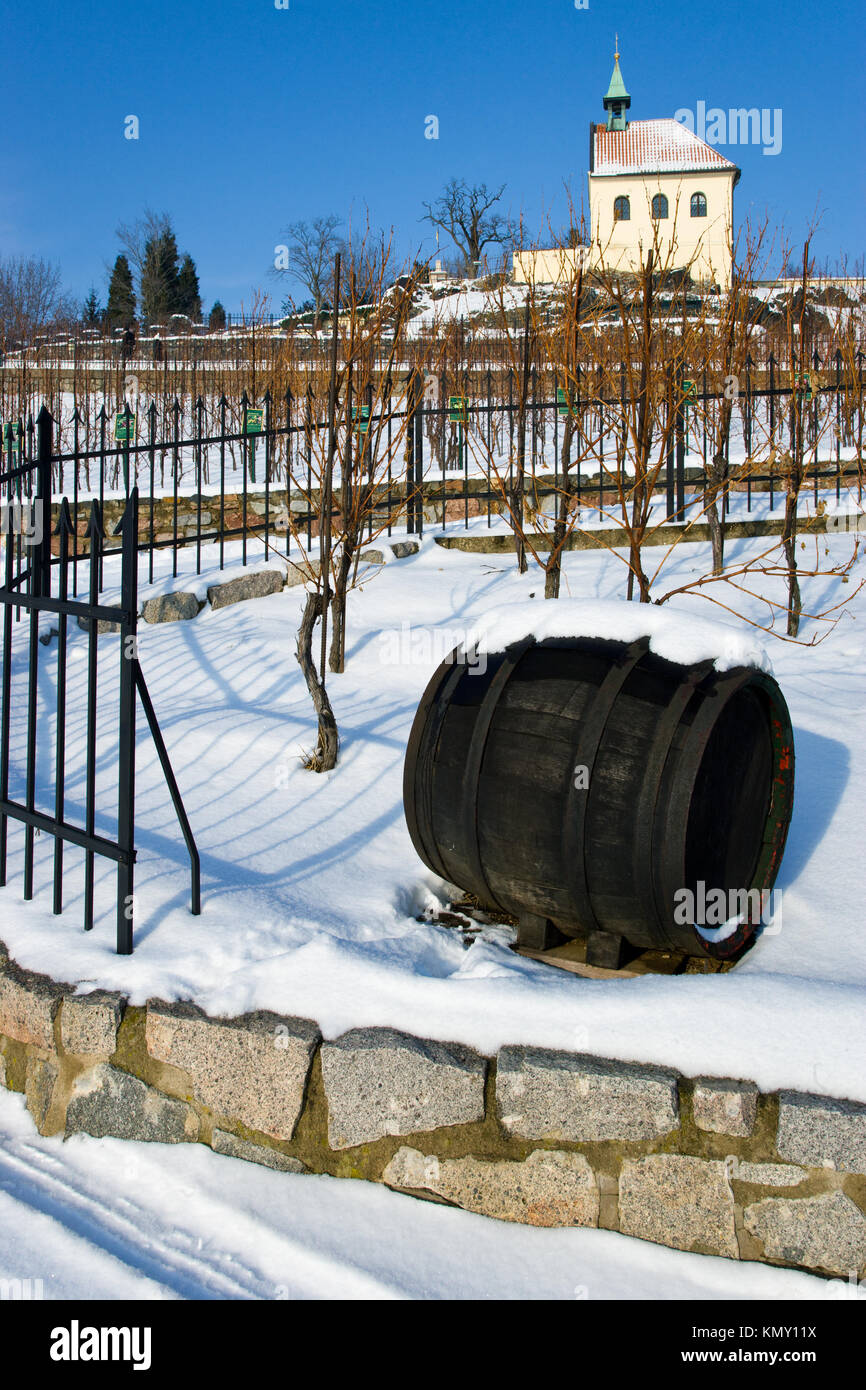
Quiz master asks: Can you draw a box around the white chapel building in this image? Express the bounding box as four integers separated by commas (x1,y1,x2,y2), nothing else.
515,48,740,290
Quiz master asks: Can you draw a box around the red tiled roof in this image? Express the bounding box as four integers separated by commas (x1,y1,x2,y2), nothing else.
593,119,737,176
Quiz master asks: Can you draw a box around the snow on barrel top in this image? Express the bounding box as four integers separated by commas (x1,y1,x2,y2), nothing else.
463,599,773,674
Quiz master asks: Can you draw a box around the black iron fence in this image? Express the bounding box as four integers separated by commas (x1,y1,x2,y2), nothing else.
0,344,860,600
0,348,854,579
0,409,200,954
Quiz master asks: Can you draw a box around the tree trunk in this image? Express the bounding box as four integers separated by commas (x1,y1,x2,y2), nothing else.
783,239,811,640
705,448,727,576
782,506,802,638
706,496,724,575
328,541,354,673
511,300,531,575
627,532,651,602
544,560,560,600
623,255,655,602
296,590,339,771
705,375,734,576
545,412,577,598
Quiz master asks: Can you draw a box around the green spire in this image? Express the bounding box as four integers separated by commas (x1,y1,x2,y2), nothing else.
603,39,631,130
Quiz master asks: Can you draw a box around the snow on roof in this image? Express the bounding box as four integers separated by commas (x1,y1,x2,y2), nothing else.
592,119,737,176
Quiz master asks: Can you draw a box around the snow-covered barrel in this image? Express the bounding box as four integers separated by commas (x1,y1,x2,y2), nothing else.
403,619,795,964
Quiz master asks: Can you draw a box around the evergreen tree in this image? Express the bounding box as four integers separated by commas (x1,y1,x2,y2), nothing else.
83,288,101,326
105,254,136,329
141,228,179,325
208,300,227,330
176,254,202,320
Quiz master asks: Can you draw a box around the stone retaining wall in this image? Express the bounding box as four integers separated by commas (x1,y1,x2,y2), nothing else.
1,939,864,1281
51,460,842,556
48,480,490,552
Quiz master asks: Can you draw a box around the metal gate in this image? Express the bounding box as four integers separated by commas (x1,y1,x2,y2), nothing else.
0,407,199,954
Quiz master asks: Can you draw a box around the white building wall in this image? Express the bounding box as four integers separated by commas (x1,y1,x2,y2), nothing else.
512,247,589,286
588,168,735,287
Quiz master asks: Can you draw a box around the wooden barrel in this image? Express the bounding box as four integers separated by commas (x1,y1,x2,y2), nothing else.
403,634,795,962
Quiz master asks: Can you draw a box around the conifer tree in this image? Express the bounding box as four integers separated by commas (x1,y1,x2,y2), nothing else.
176,254,202,320
83,288,101,326
208,300,227,330
105,254,136,329
141,228,179,324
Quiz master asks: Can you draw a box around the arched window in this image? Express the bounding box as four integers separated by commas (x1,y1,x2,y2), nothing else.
651,194,669,220
613,195,630,222
690,192,708,218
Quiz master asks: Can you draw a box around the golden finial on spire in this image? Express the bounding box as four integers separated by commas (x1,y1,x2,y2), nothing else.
615,34,620,62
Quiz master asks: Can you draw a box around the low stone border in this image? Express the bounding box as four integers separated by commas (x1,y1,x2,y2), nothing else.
434,515,810,556
1,939,865,1280
52,464,859,548
138,540,419,625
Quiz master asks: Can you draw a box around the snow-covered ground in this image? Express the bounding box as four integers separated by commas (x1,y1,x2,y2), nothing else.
0,1089,829,1300
1,523,865,1103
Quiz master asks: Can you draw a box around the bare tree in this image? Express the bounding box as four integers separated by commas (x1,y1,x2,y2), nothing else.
696,222,771,575
468,213,758,608
276,215,344,324
278,239,438,770
115,208,172,282
115,208,190,333
779,238,815,636
422,179,514,276
323,242,431,673
0,255,75,347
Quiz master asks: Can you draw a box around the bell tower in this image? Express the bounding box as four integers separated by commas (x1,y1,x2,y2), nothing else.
603,39,631,131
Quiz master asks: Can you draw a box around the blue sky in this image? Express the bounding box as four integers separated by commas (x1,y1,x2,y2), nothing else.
2,0,863,312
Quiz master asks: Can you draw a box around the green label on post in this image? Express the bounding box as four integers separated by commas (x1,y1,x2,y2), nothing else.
683,378,698,403
794,372,813,402
556,386,578,418
448,395,468,424
3,423,22,458
114,412,135,442
244,407,264,435
352,404,371,433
